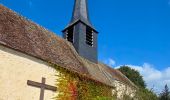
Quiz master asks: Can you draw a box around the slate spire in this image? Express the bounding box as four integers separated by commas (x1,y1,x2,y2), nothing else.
71,0,90,25
62,0,98,63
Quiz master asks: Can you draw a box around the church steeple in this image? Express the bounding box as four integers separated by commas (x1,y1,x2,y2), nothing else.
62,0,98,63
71,0,90,25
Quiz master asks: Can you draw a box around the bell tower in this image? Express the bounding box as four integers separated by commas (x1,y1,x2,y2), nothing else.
62,0,98,63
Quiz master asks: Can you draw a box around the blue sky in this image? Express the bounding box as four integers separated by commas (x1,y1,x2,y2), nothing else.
1,0,170,93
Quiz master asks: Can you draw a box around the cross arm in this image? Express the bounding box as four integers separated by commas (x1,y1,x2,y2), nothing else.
27,80,57,91
27,80,42,88
45,85,57,91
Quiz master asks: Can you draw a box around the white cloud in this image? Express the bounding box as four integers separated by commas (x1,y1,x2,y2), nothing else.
116,63,170,94
104,58,116,67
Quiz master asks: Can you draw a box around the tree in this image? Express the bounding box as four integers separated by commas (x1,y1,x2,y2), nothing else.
159,84,170,100
118,66,158,100
118,66,146,88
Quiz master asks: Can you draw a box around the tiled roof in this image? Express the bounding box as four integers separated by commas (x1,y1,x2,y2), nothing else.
0,4,136,88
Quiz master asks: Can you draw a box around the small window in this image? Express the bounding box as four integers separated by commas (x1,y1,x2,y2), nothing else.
86,26,93,46
66,27,74,43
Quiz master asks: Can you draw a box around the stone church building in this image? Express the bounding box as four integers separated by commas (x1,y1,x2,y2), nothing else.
0,0,136,100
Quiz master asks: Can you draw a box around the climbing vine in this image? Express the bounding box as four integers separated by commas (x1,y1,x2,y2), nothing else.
49,63,115,100
78,78,114,100
55,66,78,100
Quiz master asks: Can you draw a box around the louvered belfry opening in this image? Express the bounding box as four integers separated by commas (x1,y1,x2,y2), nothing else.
66,27,74,43
86,26,93,46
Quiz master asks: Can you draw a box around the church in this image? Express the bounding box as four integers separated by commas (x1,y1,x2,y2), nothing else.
0,0,136,100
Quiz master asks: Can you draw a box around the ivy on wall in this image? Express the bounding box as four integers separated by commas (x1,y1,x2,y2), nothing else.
78,78,114,100
49,63,115,100
55,66,78,100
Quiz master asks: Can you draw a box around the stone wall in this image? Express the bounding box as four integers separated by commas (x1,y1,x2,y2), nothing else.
0,45,57,100
112,80,136,100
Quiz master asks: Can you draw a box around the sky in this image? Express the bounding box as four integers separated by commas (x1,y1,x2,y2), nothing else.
1,0,170,93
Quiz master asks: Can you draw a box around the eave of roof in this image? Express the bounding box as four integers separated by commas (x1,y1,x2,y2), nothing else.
62,19,98,33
